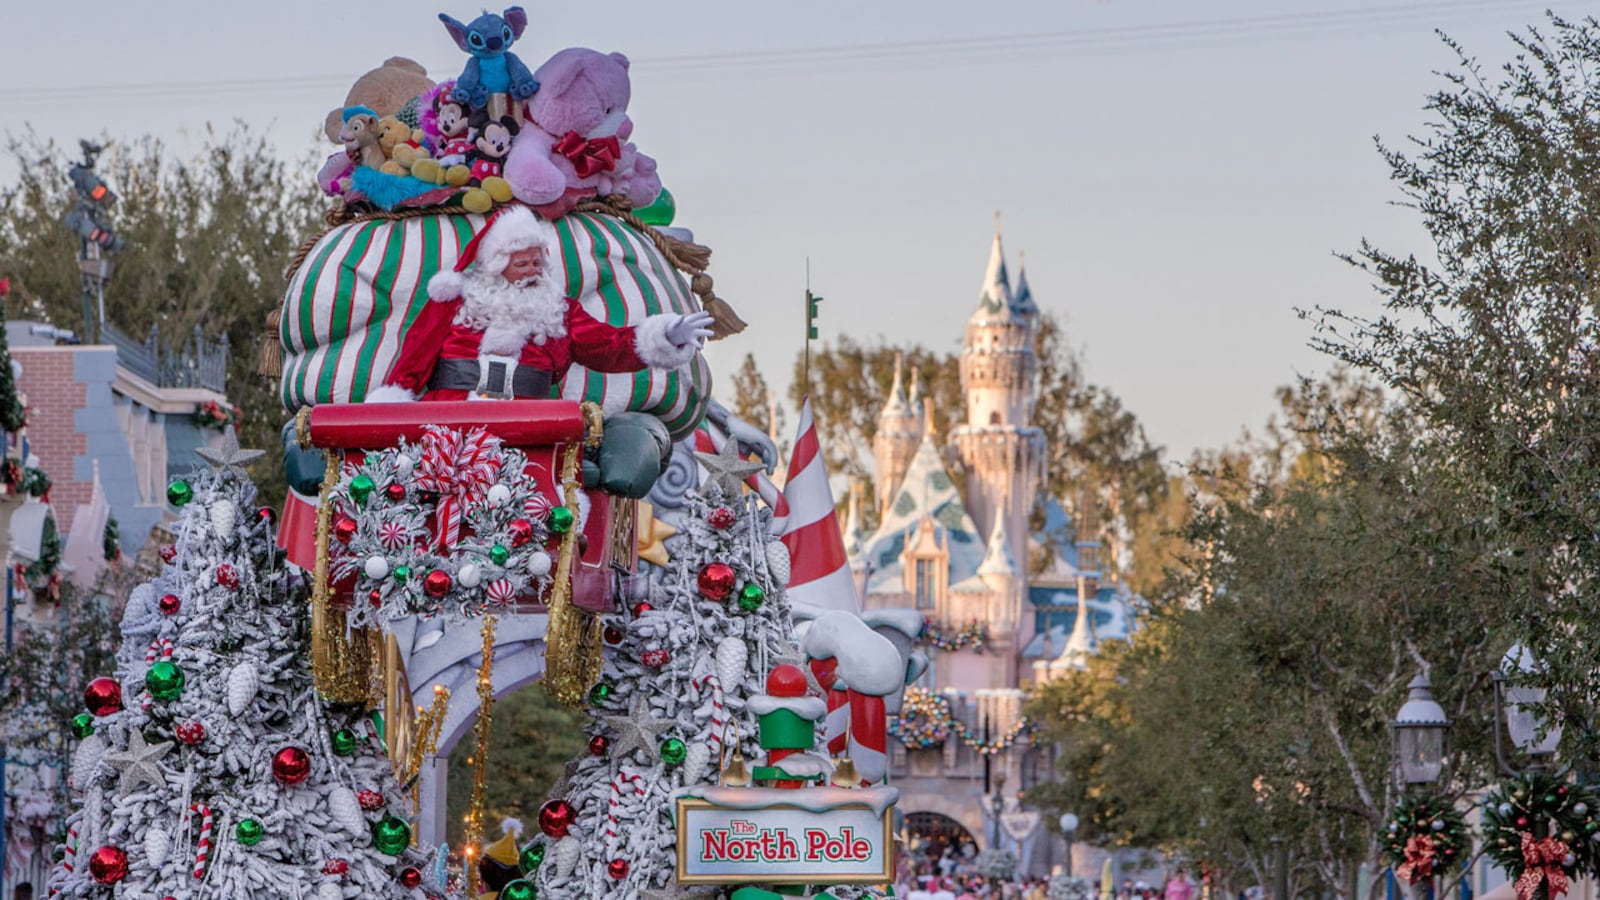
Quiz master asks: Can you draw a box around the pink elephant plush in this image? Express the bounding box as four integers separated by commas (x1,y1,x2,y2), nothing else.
502,48,664,218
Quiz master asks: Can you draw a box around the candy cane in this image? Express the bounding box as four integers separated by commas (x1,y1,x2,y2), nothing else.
693,674,727,757
809,658,851,756
62,824,78,873
190,803,213,878
604,773,644,853
145,638,174,662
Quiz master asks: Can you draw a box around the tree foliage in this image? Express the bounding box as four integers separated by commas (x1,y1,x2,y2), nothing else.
0,126,324,507
446,683,588,847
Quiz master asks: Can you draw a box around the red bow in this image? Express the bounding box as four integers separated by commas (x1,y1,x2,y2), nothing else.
1515,833,1571,900
1396,834,1437,885
553,131,621,178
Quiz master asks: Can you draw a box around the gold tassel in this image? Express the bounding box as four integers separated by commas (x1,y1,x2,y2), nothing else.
310,449,381,706
256,309,284,378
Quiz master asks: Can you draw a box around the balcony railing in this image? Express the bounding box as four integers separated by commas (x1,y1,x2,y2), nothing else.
102,322,229,394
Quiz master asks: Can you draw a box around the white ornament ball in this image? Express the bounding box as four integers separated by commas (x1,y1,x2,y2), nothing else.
1577,803,1590,816
528,551,553,578
715,636,748,689
71,734,106,789
1564,853,1577,867
144,827,171,868
394,454,415,477
1431,819,1445,831
487,484,512,507
765,541,791,587
210,499,237,540
327,786,366,836
226,662,260,717
1499,803,1514,817
318,882,343,900
458,563,482,589
365,556,390,580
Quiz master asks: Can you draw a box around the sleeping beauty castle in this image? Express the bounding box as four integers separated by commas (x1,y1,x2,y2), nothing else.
845,223,1138,877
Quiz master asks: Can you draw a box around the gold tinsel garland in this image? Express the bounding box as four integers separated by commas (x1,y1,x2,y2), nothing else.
462,615,498,898
310,448,383,706
542,434,603,707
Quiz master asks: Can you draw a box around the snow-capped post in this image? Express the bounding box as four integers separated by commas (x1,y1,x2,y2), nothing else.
749,664,829,789
801,611,905,785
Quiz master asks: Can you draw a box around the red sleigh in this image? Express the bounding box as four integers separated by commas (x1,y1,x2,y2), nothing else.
278,399,634,706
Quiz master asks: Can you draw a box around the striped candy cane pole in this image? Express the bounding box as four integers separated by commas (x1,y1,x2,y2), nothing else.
603,773,643,854
62,824,78,873
190,803,214,878
693,674,726,757
809,658,850,756
846,690,889,786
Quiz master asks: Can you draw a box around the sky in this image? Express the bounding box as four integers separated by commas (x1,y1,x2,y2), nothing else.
0,0,1585,463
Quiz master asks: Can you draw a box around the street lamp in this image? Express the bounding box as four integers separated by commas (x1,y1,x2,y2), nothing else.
991,771,1007,849
1391,672,1450,787
1493,643,1561,775
1059,812,1079,878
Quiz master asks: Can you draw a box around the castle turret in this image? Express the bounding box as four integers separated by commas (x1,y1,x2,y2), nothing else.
950,217,1047,587
872,353,924,518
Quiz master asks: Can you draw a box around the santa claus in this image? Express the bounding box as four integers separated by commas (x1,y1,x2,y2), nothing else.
366,205,713,402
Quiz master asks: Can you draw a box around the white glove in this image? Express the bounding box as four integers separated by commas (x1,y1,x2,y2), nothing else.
665,310,715,347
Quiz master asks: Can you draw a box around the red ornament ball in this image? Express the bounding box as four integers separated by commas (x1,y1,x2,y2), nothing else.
697,563,736,601
539,799,576,838
508,518,535,548
608,858,630,880
589,735,610,756
368,590,384,609
357,789,385,811
322,858,349,876
333,517,358,543
707,506,736,530
158,593,181,615
272,746,312,786
424,570,452,599
216,564,240,589
399,867,422,888
257,506,277,526
630,602,652,618
1517,816,1530,829
386,483,407,502
175,721,206,745
84,677,123,717
89,846,129,884
158,544,177,564
766,664,810,698
603,625,624,645
641,649,670,669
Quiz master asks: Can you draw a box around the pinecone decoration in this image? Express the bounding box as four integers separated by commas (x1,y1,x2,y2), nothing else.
144,826,170,867
765,541,791,587
715,636,747,689
209,499,237,541
683,742,711,784
226,662,259,716
327,786,366,836
551,836,582,879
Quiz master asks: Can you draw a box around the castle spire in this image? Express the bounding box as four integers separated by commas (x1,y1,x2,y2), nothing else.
907,364,921,407
883,352,908,415
1012,249,1037,317
977,513,1018,578
974,213,1012,318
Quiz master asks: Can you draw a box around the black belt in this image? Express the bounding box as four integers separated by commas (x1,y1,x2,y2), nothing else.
429,357,553,399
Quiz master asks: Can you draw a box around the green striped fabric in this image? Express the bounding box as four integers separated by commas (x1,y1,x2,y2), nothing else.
278,211,712,441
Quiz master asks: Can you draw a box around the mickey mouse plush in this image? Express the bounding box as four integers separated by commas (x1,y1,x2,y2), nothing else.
461,113,518,213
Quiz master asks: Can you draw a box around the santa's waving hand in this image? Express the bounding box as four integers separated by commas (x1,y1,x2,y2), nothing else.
367,205,713,403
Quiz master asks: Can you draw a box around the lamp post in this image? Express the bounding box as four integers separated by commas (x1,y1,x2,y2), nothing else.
992,771,1007,849
1493,643,1561,777
1059,812,1079,878
1392,672,1450,788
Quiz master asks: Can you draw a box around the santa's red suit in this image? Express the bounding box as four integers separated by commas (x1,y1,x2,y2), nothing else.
368,205,697,402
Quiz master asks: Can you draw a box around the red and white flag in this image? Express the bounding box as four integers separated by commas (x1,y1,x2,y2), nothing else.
776,398,858,614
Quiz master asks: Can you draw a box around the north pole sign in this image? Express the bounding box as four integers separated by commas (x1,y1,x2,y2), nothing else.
675,788,897,885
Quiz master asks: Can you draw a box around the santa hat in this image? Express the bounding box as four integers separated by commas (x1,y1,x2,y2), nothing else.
428,205,559,301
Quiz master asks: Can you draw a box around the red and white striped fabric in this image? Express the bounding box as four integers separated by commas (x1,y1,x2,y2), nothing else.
776,398,858,614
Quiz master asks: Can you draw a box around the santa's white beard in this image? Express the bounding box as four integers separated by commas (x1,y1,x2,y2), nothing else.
455,270,568,355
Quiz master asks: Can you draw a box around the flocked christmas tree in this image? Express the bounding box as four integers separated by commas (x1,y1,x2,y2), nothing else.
48,430,446,900
519,443,797,900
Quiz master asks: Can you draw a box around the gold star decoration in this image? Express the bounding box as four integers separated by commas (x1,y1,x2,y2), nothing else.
195,427,267,475
600,695,677,762
102,730,174,794
636,502,678,568
693,439,763,499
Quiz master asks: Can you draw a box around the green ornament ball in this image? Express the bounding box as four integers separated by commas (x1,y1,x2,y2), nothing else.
633,187,676,226
547,506,575,535
350,474,376,506
1586,822,1598,834
330,728,357,756
587,682,614,706
166,480,194,507
70,713,95,739
501,879,537,900
660,737,687,765
392,565,410,585
145,661,185,701
372,815,411,856
236,819,264,846
519,843,546,874
489,544,511,566
737,583,766,612
1545,794,1560,807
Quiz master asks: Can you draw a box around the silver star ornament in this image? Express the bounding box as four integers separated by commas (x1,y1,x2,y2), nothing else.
195,427,267,475
694,439,763,498
599,695,678,762
102,730,174,794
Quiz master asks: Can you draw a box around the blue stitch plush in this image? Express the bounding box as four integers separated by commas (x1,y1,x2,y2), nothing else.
438,7,539,108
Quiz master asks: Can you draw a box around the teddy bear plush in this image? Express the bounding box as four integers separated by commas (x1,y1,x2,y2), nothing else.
322,57,434,145
502,48,663,219
375,115,432,176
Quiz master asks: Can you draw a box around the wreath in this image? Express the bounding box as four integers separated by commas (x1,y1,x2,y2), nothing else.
1482,772,1600,900
888,686,952,749
1380,793,1470,884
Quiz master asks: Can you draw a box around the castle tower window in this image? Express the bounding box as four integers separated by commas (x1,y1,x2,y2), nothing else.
915,558,935,609
989,411,1001,426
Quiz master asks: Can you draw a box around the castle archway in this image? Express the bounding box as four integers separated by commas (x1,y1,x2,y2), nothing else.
904,811,980,875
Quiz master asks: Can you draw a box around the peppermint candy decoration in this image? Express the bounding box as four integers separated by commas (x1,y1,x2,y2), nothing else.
377,521,410,552
486,579,517,605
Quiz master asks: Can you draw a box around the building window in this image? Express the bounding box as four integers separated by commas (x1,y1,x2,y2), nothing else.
914,558,934,609
988,411,1001,425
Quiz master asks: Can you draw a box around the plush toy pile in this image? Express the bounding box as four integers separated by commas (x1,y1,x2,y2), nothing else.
319,8,666,218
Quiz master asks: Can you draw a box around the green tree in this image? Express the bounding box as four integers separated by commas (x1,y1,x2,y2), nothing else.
0,127,324,507
728,352,786,450
446,682,588,846
1312,14,1600,755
